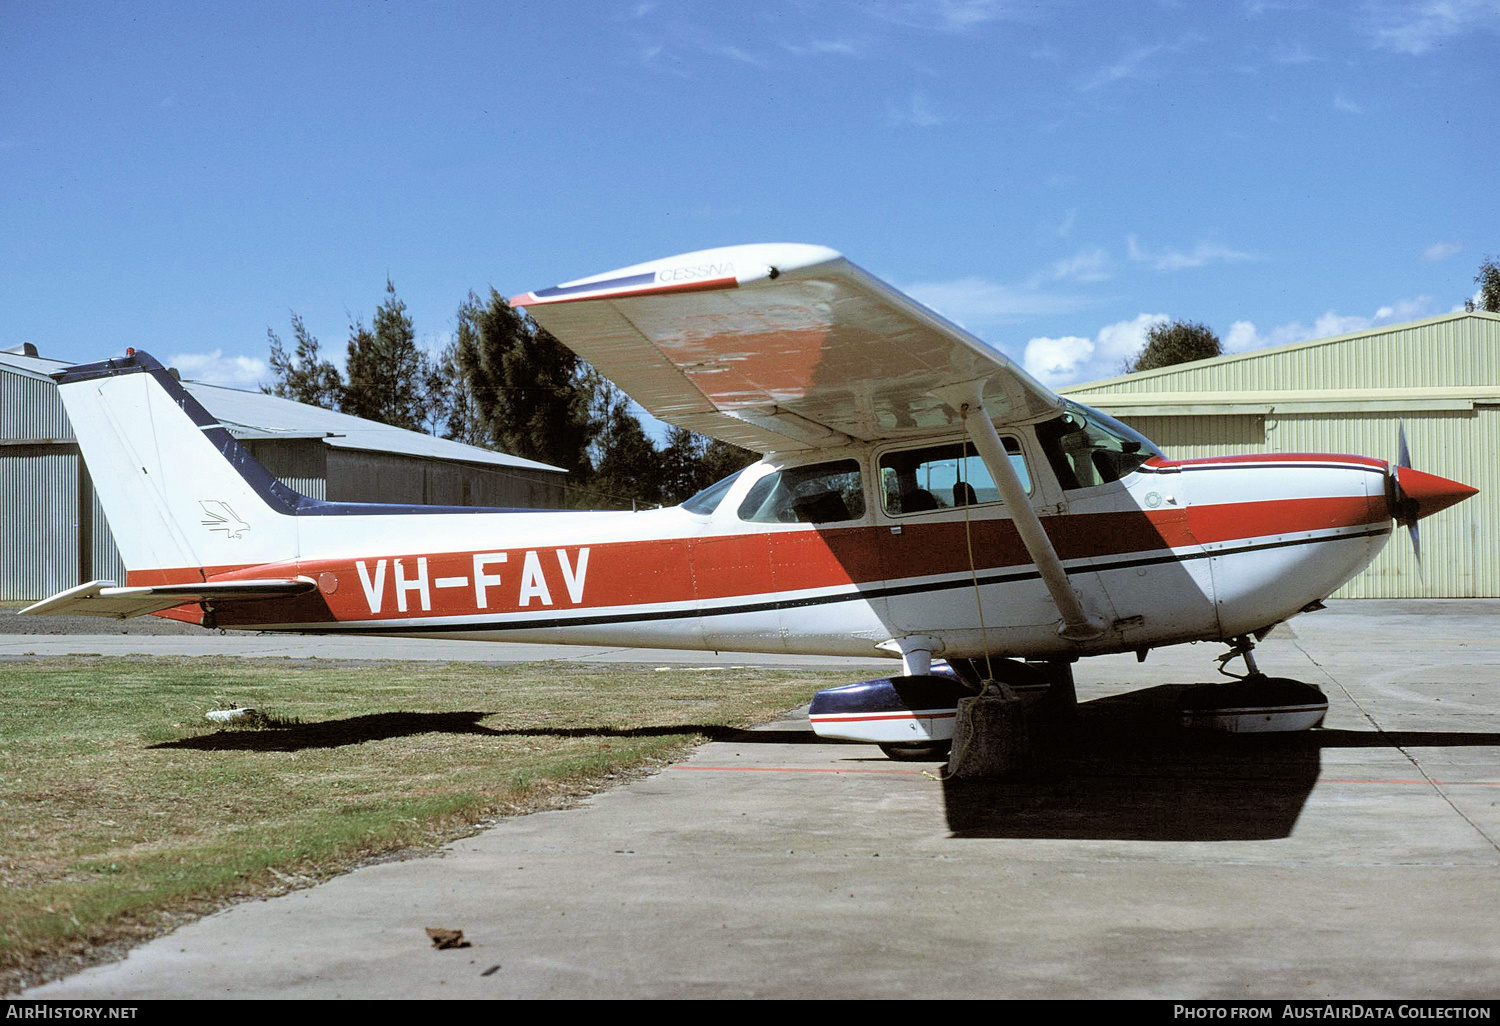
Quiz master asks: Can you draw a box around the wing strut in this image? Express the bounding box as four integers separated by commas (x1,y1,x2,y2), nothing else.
937,380,1105,643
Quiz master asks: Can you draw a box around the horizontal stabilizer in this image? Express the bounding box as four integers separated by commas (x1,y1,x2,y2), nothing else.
21,578,319,620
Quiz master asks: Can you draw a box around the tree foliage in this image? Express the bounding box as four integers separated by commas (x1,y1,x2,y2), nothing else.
1128,319,1223,373
428,339,480,444
589,380,663,507
342,280,433,431
264,314,342,409
1475,256,1500,313
452,289,599,477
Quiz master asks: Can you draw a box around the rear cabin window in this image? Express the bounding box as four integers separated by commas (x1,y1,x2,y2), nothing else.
879,439,1029,516
736,459,866,524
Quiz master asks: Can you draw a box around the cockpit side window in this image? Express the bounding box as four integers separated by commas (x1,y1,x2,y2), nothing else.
1035,401,1162,490
878,439,1029,516
737,459,866,524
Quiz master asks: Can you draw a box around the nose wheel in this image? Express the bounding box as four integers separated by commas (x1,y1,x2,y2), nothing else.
1184,635,1328,732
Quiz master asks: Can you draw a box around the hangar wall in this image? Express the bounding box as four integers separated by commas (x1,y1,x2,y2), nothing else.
1064,311,1500,599
323,449,565,509
1122,407,1496,598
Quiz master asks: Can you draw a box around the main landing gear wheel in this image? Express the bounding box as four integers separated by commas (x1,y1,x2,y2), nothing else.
878,740,953,761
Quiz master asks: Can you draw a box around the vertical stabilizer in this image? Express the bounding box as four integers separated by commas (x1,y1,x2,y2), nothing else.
55,352,301,576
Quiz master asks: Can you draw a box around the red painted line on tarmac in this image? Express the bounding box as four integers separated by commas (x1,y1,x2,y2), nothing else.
1321,777,1500,787
673,765,929,776
673,768,1500,784
671,768,1500,785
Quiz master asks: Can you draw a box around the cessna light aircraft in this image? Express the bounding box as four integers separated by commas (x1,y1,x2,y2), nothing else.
24,244,1477,757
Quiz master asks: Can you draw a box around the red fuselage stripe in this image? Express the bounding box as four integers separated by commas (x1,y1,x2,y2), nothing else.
132,490,1387,626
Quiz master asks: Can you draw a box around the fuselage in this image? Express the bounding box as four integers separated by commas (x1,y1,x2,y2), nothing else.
151,411,1396,664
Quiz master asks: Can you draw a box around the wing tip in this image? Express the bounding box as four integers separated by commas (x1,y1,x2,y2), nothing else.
511,242,844,309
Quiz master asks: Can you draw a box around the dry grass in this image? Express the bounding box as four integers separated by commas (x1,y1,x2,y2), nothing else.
0,655,848,994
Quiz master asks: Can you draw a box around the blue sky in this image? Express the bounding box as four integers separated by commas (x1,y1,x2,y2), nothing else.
4,0,1497,396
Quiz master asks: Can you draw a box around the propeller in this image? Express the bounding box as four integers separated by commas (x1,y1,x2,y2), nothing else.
1386,421,1479,566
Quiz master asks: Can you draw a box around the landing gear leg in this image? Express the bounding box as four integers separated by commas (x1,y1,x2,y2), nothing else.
1036,658,1078,723
1216,635,1262,680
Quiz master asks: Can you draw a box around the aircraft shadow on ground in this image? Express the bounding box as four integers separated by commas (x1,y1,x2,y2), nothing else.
149,712,780,753
939,684,1500,843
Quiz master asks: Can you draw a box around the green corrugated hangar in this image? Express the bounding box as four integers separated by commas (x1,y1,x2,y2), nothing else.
1062,310,1500,598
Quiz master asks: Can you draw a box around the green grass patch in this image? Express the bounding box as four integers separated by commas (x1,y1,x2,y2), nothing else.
0,655,848,993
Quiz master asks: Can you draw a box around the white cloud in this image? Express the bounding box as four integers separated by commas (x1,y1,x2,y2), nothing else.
1096,313,1171,368
1127,235,1254,271
1033,246,1111,285
1371,297,1433,322
1333,92,1362,114
638,44,689,76
781,38,863,57
866,0,1025,34
708,44,767,68
1272,41,1316,64
1024,313,1169,387
1244,1,1300,15
1423,241,1461,261
1224,320,1270,353
886,90,950,127
905,276,1089,325
168,349,270,390
1078,43,1170,92
1223,296,1437,352
1024,335,1095,383
1364,0,1500,55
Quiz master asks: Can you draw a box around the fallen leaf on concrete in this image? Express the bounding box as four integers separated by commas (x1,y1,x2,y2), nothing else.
426,927,470,949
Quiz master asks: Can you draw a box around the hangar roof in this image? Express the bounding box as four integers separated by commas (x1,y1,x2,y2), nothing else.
0,348,565,474
1063,310,1500,414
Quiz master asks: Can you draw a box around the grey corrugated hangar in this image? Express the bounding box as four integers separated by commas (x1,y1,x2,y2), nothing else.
0,346,568,601
1062,310,1500,598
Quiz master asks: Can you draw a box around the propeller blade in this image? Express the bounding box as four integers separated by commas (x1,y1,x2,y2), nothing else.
1395,421,1419,567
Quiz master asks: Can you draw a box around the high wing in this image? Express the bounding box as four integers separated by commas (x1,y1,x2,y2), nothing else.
20,578,319,620
511,244,1063,453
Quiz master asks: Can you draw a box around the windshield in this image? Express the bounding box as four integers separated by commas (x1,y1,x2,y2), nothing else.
679,468,745,515
1035,400,1162,490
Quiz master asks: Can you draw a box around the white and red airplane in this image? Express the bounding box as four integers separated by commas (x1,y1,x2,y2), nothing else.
23,243,1477,756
